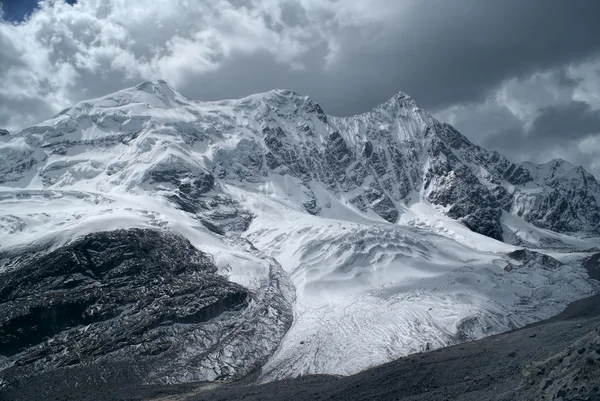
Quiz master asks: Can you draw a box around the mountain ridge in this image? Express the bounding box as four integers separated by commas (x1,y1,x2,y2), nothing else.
2,80,599,241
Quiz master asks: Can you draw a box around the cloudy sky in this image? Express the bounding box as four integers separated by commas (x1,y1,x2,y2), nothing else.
1,0,599,177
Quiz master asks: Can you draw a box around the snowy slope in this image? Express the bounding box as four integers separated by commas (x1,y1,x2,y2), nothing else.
0,81,599,383
243,205,595,380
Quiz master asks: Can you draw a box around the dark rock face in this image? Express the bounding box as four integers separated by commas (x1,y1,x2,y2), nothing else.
424,132,504,240
206,98,600,239
0,129,9,137
141,155,254,234
6,295,599,401
504,164,533,186
0,229,292,388
506,161,600,236
520,186,600,234
505,249,563,272
584,253,600,281
350,188,398,223
142,155,214,211
199,194,255,232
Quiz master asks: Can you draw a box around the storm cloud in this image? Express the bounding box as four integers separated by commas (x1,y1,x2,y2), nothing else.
530,101,600,141
0,0,599,176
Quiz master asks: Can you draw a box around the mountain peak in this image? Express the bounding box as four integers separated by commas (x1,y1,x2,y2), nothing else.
258,89,315,106
133,79,173,93
231,88,309,106
53,80,190,119
266,88,301,97
3,79,600,392
127,79,187,107
376,91,420,111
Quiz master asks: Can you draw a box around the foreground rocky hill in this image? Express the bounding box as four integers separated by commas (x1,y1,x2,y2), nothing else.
0,229,293,387
3,293,599,401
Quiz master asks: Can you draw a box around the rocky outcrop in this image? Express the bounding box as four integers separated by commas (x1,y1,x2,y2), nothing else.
0,228,293,388
505,249,564,272
508,161,600,235
584,253,600,281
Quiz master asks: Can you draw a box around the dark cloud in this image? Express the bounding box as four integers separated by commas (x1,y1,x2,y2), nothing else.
482,100,600,150
435,62,600,177
3,0,600,117
377,0,600,111
194,0,600,115
279,1,307,27
144,0,600,117
474,100,600,178
530,101,600,140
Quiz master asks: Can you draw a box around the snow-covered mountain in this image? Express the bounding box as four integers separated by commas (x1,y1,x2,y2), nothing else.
2,80,599,241
0,81,599,386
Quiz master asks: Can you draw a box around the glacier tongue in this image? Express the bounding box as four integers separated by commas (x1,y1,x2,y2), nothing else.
0,80,599,384
234,187,597,380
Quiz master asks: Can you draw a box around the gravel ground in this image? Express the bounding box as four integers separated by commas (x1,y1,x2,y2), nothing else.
3,294,600,401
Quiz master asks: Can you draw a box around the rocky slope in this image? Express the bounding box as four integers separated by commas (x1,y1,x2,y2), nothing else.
0,229,293,388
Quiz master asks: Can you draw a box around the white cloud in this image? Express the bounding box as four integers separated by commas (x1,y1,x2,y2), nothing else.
0,0,412,133
0,1,310,130
434,58,600,178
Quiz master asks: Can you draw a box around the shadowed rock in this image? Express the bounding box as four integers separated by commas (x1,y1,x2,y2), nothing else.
0,228,291,388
